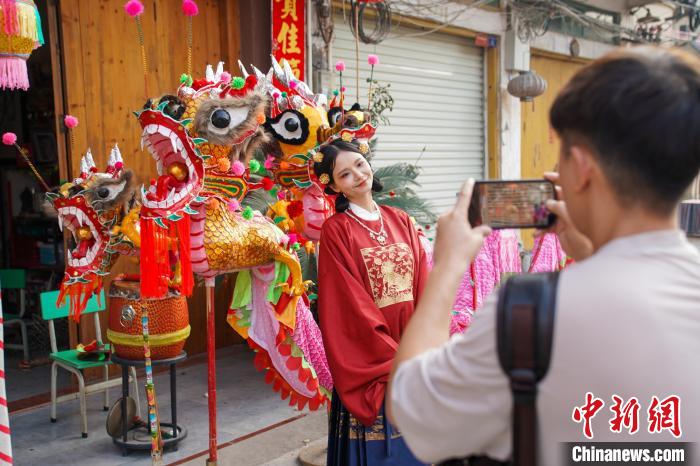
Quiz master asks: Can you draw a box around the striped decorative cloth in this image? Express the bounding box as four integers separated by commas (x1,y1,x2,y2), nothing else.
0,285,13,464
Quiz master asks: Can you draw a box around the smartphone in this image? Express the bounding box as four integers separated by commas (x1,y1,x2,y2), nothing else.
468,179,556,229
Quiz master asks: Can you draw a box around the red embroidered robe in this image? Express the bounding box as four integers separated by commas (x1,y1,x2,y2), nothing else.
318,205,429,426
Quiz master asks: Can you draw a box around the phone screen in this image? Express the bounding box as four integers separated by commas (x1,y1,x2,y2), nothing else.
468,180,556,229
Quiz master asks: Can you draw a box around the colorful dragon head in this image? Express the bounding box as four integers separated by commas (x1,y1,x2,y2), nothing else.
136,62,270,221
237,57,377,241
48,146,138,320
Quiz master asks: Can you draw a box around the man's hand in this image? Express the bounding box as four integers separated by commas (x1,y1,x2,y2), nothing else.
433,179,492,270
543,172,594,261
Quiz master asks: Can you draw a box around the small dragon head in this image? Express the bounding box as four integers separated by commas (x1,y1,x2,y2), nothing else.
48,146,137,320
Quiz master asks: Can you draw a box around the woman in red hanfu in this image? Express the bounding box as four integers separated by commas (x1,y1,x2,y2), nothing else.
314,138,429,466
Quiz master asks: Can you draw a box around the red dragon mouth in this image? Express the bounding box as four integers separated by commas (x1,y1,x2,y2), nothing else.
138,110,204,216
53,197,109,273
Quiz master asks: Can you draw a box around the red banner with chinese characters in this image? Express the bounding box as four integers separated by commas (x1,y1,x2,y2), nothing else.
272,0,305,81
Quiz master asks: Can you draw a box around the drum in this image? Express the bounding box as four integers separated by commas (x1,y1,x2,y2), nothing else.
107,280,190,360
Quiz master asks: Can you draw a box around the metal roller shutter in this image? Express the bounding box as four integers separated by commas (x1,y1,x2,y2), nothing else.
333,15,486,214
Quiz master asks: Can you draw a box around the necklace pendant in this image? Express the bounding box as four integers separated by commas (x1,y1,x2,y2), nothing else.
377,235,386,245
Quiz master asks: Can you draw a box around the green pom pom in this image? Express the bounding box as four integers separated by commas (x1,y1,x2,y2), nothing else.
249,159,261,172
281,91,288,98
231,76,245,90
292,243,301,251
242,206,254,220
332,89,339,96
180,74,193,86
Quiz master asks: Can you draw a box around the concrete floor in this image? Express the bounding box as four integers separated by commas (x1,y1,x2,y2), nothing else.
9,344,329,466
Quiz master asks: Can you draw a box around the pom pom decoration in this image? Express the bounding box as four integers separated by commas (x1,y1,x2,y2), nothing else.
231,76,245,90
289,81,298,89
220,71,232,85
182,0,199,16
368,54,379,66
64,115,79,128
231,160,245,177
2,132,17,146
227,199,240,212
261,177,275,191
124,0,145,17
287,201,304,219
249,159,261,173
332,89,339,96
335,60,346,72
341,86,347,92
242,206,254,220
264,155,275,170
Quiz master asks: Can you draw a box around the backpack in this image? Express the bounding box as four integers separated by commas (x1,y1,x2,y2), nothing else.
438,272,560,466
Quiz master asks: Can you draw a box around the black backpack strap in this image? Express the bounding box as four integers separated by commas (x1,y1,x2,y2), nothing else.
496,272,560,466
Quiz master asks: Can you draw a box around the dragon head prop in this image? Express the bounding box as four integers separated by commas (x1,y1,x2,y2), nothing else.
48,145,138,321
136,62,270,221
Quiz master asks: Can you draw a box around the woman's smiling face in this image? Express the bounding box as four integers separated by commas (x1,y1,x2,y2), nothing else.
330,150,373,199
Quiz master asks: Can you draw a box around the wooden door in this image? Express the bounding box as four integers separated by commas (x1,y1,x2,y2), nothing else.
58,0,242,354
520,52,587,249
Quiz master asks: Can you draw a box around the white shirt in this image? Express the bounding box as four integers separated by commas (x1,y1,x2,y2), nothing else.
391,230,700,464
348,202,380,221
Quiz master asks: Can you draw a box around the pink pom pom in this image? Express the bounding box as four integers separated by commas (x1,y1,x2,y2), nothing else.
115,162,124,171
341,86,347,92
289,81,298,89
182,0,199,16
227,199,240,212
368,54,379,66
272,92,280,99
335,60,346,72
2,132,17,146
277,191,286,200
220,71,232,85
64,115,79,129
288,233,298,244
232,160,245,177
124,0,144,17
264,155,275,170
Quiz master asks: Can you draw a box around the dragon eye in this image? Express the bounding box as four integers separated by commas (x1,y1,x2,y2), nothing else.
158,95,186,120
211,109,231,129
92,181,126,204
327,107,343,127
206,107,249,135
265,110,309,145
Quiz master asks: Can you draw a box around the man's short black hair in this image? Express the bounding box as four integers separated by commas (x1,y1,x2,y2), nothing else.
550,46,700,214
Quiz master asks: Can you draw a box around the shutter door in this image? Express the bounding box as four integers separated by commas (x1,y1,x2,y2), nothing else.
333,16,486,214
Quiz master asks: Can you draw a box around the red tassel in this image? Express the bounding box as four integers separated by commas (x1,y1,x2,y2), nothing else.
176,215,194,296
140,218,170,298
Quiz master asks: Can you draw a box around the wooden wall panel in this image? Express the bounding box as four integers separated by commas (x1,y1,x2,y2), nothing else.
520,52,587,249
59,0,243,354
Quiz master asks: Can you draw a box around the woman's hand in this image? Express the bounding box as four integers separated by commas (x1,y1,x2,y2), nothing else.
433,179,492,271
543,172,594,261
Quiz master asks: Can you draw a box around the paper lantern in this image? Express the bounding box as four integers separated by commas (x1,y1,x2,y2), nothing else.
0,0,44,91
507,70,547,102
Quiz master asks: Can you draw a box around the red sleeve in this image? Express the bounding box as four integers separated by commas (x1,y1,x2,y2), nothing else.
317,219,397,426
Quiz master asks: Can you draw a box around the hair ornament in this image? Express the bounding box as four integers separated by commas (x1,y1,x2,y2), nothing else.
312,151,324,163
318,173,330,185
358,142,370,154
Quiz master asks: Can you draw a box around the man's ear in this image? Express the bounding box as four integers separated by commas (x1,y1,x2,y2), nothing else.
569,145,595,193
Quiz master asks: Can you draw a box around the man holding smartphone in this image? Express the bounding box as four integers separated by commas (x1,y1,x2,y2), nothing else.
387,46,700,465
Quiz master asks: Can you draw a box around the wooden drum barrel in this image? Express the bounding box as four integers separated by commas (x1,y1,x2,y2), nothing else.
107,280,190,360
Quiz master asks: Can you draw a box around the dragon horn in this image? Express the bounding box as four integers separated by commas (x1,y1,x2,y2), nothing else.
85,148,96,171
270,55,288,87
238,60,249,78
214,61,224,81
205,64,215,82
114,143,123,164
107,147,116,169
